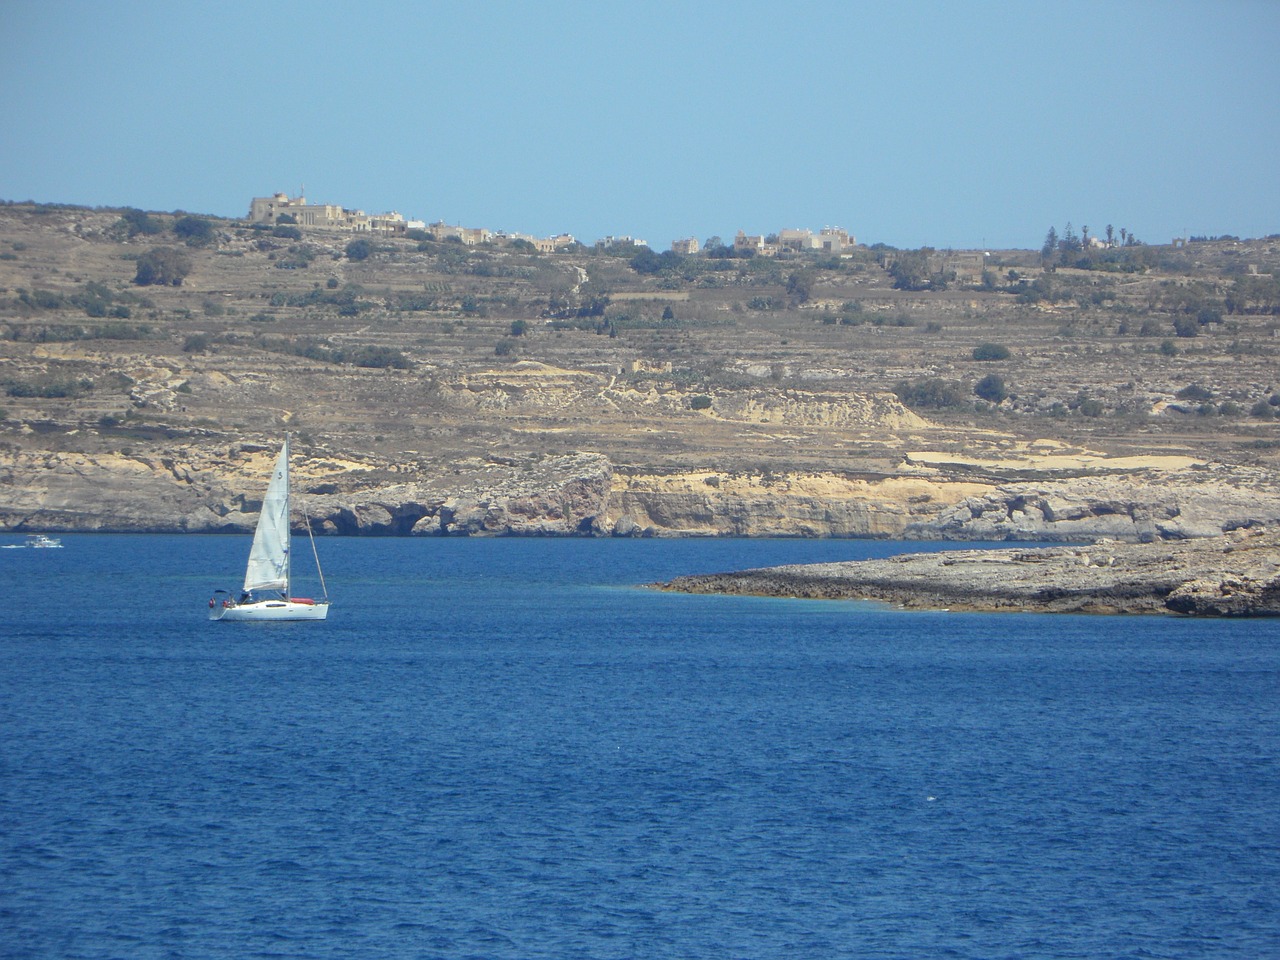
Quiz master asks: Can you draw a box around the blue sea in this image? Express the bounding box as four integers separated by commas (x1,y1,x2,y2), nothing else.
1,534,1277,959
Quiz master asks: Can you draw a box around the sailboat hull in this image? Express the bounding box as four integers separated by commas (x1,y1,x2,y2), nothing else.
210,599,330,622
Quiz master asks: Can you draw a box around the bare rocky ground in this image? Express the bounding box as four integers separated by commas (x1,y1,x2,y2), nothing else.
2,203,1280,548
656,526,1280,617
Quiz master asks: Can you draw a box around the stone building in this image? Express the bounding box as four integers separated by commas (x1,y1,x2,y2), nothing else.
777,227,856,253
247,192,408,234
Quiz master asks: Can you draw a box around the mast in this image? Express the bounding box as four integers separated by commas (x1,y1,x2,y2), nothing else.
284,433,291,597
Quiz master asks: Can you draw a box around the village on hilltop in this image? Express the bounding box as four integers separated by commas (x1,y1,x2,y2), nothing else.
248,190,860,263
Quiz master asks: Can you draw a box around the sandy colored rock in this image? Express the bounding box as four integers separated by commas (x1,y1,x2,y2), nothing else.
656,527,1280,616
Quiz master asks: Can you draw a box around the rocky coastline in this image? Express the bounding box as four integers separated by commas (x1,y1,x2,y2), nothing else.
655,527,1280,617
6,442,1280,542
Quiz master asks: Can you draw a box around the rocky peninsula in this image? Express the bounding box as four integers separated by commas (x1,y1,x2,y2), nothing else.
656,526,1280,616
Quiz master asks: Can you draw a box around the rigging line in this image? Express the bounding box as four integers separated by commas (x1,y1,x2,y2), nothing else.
302,498,329,602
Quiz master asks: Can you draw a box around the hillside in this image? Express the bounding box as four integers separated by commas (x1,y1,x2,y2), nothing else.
2,201,1279,537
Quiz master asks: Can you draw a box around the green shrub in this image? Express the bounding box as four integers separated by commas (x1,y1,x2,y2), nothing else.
972,342,1011,361
173,216,214,246
6,377,89,398
134,248,192,286
974,374,1008,403
893,378,970,409
350,345,412,370
119,208,162,237
690,394,712,410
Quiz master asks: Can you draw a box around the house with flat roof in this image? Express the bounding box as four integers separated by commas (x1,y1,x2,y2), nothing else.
248,192,409,234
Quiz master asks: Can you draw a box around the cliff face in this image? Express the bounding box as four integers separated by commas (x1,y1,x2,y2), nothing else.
601,464,1280,541
908,473,1280,541
0,445,614,536
604,473,988,538
5,442,1280,544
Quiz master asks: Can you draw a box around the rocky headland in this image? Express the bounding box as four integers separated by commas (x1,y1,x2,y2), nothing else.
656,526,1280,616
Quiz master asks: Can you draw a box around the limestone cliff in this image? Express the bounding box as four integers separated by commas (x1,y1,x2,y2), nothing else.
4,442,1280,543
0,445,613,537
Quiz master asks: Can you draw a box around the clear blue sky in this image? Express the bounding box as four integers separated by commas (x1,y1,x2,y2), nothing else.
2,0,1277,250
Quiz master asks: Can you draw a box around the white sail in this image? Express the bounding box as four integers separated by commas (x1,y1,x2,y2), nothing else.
243,439,292,593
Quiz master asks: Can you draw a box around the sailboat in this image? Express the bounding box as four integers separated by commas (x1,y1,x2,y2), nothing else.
209,436,330,621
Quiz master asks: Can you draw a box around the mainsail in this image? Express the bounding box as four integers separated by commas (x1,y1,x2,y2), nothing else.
243,439,292,593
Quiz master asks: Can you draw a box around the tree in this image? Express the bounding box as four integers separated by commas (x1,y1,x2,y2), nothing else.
1105,224,1115,247
134,247,192,286
173,216,214,246
120,207,162,237
887,250,931,291
893,378,970,409
974,374,1008,403
630,247,662,274
1060,222,1081,255
1041,226,1058,261
345,238,373,261
631,248,684,275
509,319,529,337
786,269,815,303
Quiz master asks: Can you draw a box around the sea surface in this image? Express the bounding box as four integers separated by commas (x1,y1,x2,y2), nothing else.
1,534,1277,959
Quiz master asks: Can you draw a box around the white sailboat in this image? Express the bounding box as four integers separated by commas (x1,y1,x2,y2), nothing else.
209,436,330,621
